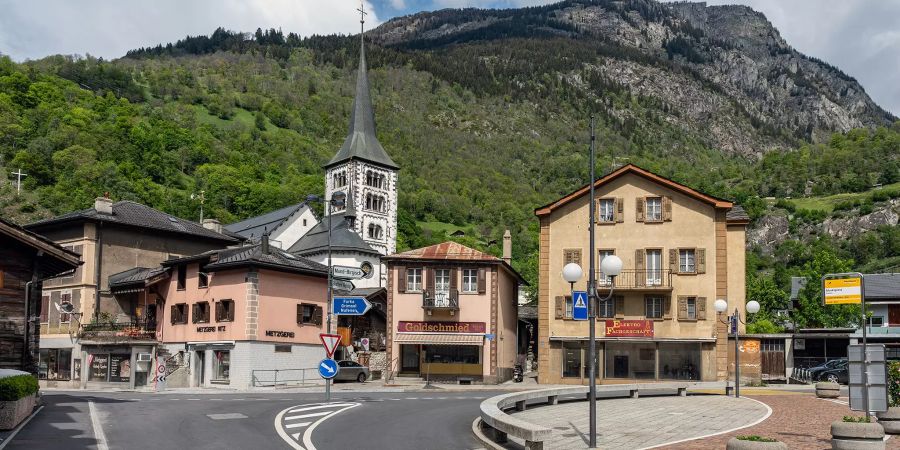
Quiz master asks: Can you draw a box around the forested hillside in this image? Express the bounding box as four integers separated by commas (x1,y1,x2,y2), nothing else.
1,0,898,317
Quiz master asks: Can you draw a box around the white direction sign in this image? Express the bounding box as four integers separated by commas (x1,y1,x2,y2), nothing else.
331,279,355,292
332,265,365,279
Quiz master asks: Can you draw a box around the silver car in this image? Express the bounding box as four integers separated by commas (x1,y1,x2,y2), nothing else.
334,360,369,382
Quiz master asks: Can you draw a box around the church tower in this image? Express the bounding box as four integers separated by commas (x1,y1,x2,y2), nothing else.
323,8,398,256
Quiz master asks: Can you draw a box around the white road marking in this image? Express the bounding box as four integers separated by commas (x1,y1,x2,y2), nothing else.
820,397,850,406
285,422,312,428
288,403,356,413
284,411,332,420
642,397,774,450
0,405,43,450
207,413,248,420
88,401,110,450
274,402,361,450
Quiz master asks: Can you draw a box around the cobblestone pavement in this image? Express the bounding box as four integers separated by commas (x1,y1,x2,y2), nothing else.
508,395,769,449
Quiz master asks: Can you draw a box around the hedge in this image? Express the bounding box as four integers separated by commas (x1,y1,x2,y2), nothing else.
0,375,39,401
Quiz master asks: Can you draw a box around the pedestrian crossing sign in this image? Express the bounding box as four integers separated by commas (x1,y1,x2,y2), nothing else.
573,290,588,321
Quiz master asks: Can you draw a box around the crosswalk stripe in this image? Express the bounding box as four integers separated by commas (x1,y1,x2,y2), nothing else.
284,422,312,429
288,403,356,413
284,411,332,421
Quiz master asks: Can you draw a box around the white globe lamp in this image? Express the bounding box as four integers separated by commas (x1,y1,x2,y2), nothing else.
562,263,583,283
599,255,623,277
746,300,761,314
714,299,728,313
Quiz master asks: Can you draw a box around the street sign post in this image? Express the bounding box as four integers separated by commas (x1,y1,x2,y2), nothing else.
332,296,372,316
360,337,370,352
332,265,365,280
320,333,342,359
824,272,870,418
318,358,339,379
572,290,588,321
849,344,888,413
331,279,355,292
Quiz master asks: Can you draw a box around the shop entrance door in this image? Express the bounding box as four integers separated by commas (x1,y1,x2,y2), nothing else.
196,351,206,386
613,355,629,378
400,345,420,374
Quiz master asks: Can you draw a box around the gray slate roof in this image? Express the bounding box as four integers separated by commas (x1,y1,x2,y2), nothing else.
288,212,380,256
726,205,750,221
165,242,328,277
864,273,900,301
27,201,241,244
224,202,308,239
324,37,398,170
108,266,169,289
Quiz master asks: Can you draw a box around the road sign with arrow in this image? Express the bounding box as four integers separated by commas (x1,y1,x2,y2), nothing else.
318,358,339,379
332,265,365,280
331,279,355,292
332,297,373,316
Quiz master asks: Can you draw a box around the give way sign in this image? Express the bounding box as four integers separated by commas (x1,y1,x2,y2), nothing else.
320,333,342,358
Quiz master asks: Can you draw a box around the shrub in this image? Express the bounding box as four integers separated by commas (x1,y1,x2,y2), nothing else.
0,375,39,401
736,436,777,442
843,415,871,423
889,361,900,407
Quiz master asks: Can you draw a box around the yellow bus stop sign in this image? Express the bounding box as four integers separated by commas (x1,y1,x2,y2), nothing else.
824,277,862,305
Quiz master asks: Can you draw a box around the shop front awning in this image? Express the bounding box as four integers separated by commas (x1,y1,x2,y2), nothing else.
394,333,484,345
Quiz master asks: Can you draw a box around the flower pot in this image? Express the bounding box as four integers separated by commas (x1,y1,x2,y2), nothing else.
816,381,840,398
876,407,900,434
0,394,37,430
831,420,885,450
725,437,788,450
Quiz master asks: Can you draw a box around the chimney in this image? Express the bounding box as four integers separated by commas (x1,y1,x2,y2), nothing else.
261,232,270,255
201,218,222,233
94,196,113,215
502,229,512,264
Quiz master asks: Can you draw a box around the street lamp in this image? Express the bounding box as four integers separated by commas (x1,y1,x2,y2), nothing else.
714,298,760,398
306,191,347,401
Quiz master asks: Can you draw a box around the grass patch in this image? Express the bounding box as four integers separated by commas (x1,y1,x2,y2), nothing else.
193,105,273,131
786,182,900,213
736,435,777,442
416,221,472,235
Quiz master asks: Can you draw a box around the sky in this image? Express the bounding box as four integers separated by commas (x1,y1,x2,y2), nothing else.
0,0,897,116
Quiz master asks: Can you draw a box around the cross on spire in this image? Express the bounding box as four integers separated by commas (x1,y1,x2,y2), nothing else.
357,1,367,36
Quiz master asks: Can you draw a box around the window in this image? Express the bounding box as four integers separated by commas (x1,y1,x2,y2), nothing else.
212,350,230,382
867,316,885,327
462,269,478,293
198,270,209,288
645,296,664,319
171,303,188,324
275,345,292,353
659,343,701,380
646,197,662,222
563,342,582,378
333,171,347,188
434,269,451,292
406,268,423,292
38,348,72,381
598,298,615,318
366,170,386,189
303,219,307,226
598,198,615,222
365,194,385,212
679,249,696,274
563,249,582,267
686,297,697,320
565,295,573,319
297,303,322,325
598,250,615,286
177,265,186,290
423,345,479,364
646,250,662,285
368,223,384,240
59,292,72,324
192,302,210,323
216,299,235,322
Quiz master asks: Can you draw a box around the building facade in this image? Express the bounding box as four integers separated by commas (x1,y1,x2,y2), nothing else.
25,197,240,388
383,242,524,384
224,202,317,250
535,164,749,384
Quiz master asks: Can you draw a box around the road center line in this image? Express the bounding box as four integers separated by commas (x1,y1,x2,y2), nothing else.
88,401,109,450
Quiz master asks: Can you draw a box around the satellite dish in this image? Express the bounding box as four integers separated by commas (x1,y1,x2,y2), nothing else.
55,301,76,314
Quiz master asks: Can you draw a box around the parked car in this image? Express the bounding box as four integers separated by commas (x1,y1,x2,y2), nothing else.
807,358,847,381
815,359,849,384
334,360,370,382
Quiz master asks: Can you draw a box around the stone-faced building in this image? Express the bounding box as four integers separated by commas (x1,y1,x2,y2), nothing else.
0,217,80,375
534,164,749,384
25,197,240,388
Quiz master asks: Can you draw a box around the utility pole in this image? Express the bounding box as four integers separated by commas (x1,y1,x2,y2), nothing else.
11,169,26,195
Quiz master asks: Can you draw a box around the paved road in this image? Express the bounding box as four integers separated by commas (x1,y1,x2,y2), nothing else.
5,390,496,450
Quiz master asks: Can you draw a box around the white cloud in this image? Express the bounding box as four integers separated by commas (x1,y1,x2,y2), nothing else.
389,0,407,9
0,0,381,61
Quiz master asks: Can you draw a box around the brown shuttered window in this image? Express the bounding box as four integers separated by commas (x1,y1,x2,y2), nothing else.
216,299,235,322
449,268,458,291
616,197,624,223
477,268,486,294
313,306,323,326
0,270,4,289
697,249,707,274
555,296,564,319
40,295,50,323
563,249,582,267
634,249,645,286
697,296,707,320
669,249,678,272
635,198,645,222
677,296,687,320
397,266,407,293
662,196,673,221
426,268,435,291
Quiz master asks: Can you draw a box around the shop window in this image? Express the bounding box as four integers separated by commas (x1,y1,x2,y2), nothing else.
171,303,188,324
605,342,656,379
213,350,230,382
38,348,72,381
88,353,131,383
192,302,210,323
406,268,422,292
297,303,322,325
462,269,478,293
422,345,479,364
562,342,582,378
216,299,235,322
177,265,186,290
659,343,701,380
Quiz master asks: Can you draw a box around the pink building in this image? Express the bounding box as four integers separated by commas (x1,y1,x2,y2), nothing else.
153,236,329,388
383,242,525,384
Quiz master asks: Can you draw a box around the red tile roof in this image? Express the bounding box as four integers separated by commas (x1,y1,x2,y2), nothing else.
386,242,500,262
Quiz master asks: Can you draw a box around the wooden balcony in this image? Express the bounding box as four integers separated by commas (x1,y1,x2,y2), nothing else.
596,269,673,292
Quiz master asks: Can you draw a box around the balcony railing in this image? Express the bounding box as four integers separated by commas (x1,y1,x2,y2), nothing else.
79,317,157,340
423,288,459,310
595,269,672,290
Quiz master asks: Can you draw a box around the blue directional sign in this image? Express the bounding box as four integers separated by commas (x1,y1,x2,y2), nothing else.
332,296,373,316
573,290,589,321
318,358,339,379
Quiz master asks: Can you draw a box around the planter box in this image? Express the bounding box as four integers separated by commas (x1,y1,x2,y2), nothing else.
831,420,885,450
0,394,37,430
816,382,840,398
876,407,900,434
726,437,788,450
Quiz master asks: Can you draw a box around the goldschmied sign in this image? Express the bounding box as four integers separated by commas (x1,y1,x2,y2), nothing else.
823,277,862,305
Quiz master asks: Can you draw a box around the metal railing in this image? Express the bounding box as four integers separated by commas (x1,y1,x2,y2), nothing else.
79,318,156,339
595,269,672,289
423,288,459,309
251,368,323,388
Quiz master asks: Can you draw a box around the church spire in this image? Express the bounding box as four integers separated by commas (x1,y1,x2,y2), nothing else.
324,2,398,170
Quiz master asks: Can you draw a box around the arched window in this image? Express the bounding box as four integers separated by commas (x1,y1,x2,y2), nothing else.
368,223,383,240
365,194,385,212
333,171,347,188
366,170,385,189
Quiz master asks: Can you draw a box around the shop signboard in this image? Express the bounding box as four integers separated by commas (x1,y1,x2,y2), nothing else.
90,354,109,380
398,321,486,333
109,354,131,383
823,276,863,305
604,320,654,338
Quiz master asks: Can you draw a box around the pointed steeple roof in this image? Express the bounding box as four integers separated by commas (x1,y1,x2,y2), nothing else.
325,28,398,170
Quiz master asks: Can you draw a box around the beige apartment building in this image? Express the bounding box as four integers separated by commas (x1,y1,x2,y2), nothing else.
535,164,749,384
